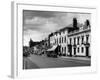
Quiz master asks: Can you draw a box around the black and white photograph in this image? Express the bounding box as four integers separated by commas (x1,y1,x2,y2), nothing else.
23,10,91,69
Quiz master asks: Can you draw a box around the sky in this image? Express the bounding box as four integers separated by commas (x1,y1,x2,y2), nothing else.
23,10,91,46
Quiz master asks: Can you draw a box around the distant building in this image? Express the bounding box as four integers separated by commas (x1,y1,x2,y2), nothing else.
48,18,91,57
29,38,40,48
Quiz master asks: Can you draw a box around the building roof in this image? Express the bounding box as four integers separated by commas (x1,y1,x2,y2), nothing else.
48,22,90,37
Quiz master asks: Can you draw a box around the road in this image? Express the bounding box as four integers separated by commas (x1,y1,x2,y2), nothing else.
23,54,91,69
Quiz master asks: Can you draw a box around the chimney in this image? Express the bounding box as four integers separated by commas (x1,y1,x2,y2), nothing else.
86,19,90,28
73,18,77,29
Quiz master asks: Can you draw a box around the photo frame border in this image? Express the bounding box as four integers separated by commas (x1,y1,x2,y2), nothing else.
11,1,97,78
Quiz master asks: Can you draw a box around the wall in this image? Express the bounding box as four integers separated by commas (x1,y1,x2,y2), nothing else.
0,0,100,80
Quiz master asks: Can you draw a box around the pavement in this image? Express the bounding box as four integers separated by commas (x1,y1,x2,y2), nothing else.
23,54,91,69
59,56,91,65
60,56,91,61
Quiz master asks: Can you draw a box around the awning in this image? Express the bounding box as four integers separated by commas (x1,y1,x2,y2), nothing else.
47,45,57,51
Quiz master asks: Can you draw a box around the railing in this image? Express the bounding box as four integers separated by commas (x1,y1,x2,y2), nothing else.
68,28,91,36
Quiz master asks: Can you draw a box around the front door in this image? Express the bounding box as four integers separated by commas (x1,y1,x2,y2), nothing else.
74,48,76,55
69,46,72,56
86,47,89,56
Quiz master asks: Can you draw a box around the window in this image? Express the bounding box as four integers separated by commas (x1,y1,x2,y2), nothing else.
77,47,79,53
59,37,61,43
59,32,61,35
77,37,80,45
57,38,59,44
57,38,58,44
56,33,57,36
55,39,56,44
63,31,65,34
74,37,76,45
81,47,84,53
62,47,63,53
86,35,89,43
62,37,63,43
65,47,66,53
81,36,84,44
65,36,66,43
70,38,72,44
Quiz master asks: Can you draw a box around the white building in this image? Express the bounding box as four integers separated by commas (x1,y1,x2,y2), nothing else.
67,24,91,57
48,18,91,57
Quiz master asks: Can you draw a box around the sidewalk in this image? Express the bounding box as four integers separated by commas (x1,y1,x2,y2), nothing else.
60,56,91,61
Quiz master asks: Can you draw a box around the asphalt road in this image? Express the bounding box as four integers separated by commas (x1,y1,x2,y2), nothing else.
23,54,91,69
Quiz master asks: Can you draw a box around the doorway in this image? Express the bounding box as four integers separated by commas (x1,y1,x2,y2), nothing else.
86,47,89,56
74,48,76,55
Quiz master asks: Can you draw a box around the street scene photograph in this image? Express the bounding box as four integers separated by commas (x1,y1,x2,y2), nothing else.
23,10,91,69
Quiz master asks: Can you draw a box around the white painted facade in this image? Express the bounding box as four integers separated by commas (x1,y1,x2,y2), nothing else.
49,29,69,55
49,20,91,57
68,27,91,57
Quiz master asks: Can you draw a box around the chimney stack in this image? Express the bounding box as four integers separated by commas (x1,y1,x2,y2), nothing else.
73,18,77,29
85,19,90,28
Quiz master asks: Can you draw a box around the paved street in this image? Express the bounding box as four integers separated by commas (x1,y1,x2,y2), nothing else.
23,54,91,69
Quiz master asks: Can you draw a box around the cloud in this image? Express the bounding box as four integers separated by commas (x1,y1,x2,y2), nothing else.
25,17,47,25
23,10,91,46
24,17,48,31
24,16,60,33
